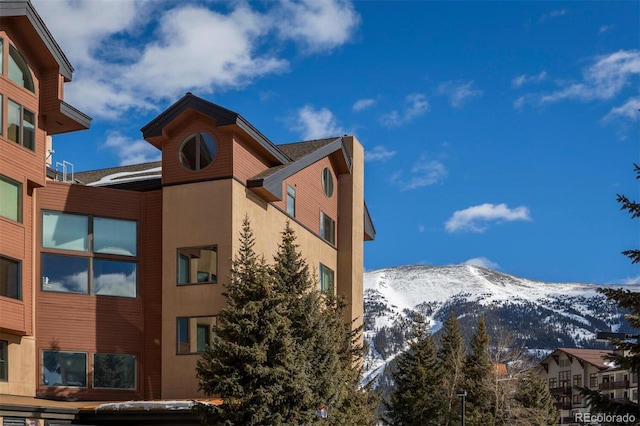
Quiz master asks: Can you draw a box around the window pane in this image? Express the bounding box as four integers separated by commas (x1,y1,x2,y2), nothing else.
320,264,334,294
177,247,217,284
93,354,136,389
94,217,137,256
8,45,35,92
93,259,137,298
42,254,88,294
0,341,7,382
42,212,88,251
177,316,216,354
22,108,35,151
198,133,217,170
179,136,197,170
322,167,334,198
286,186,295,217
0,176,21,222
0,256,20,300
42,351,86,387
7,99,19,143
320,212,335,245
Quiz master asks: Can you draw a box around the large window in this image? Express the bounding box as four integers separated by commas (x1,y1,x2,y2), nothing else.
0,255,21,300
177,246,217,285
93,353,136,389
9,45,35,92
41,212,137,298
42,351,87,387
559,370,570,388
7,99,35,151
0,175,21,223
177,316,217,354
319,264,334,294
573,374,582,387
320,212,335,245
286,185,296,217
0,341,7,382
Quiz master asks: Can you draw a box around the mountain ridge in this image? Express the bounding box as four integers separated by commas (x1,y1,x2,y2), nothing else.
362,264,640,387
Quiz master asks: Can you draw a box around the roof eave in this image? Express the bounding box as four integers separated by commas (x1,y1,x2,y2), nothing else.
364,202,376,241
0,1,74,80
141,93,289,164
247,137,348,201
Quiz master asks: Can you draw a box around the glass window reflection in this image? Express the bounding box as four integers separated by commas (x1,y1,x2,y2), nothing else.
42,254,88,294
42,212,88,252
93,259,136,298
94,217,137,256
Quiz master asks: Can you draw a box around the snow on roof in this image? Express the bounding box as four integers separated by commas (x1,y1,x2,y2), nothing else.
91,399,220,411
86,167,161,187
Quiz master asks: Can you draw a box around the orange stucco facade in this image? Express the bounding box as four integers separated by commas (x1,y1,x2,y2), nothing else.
0,1,373,422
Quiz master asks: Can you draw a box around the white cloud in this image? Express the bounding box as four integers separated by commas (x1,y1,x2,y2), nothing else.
540,9,567,21
391,156,447,190
599,25,612,34
365,146,396,162
511,71,547,88
32,0,360,120
103,133,161,166
276,0,360,52
381,93,429,127
463,257,500,270
445,203,532,233
294,105,345,140
538,50,640,105
436,80,483,107
513,96,526,110
601,97,640,123
353,98,376,111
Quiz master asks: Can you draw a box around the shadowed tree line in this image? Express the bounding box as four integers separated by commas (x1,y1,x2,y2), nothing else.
383,313,558,426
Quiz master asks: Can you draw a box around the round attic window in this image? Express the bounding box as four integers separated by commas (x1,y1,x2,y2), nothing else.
322,167,334,198
179,133,217,171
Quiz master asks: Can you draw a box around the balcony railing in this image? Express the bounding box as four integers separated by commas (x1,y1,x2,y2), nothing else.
599,380,629,391
554,402,572,410
550,385,572,395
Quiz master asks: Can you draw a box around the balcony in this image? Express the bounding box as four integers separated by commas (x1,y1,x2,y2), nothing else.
554,401,572,410
599,380,629,391
550,385,572,395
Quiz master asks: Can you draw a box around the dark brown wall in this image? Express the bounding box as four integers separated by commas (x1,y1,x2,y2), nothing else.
141,190,162,399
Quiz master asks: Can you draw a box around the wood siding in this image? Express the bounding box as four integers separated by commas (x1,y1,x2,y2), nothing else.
35,183,153,400
0,30,46,187
160,111,234,186
232,133,274,183
141,190,162,399
274,156,340,240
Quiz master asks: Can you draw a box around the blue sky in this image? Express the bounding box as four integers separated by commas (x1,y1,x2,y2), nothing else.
33,1,639,285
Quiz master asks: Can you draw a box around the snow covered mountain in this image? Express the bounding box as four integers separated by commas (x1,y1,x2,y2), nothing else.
363,264,640,387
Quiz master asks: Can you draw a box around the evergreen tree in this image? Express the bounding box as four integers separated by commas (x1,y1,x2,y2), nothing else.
463,317,494,426
195,217,311,425
270,222,377,425
580,164,640,417
438,311,466,426
383,314,445,425
511,370,559,425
